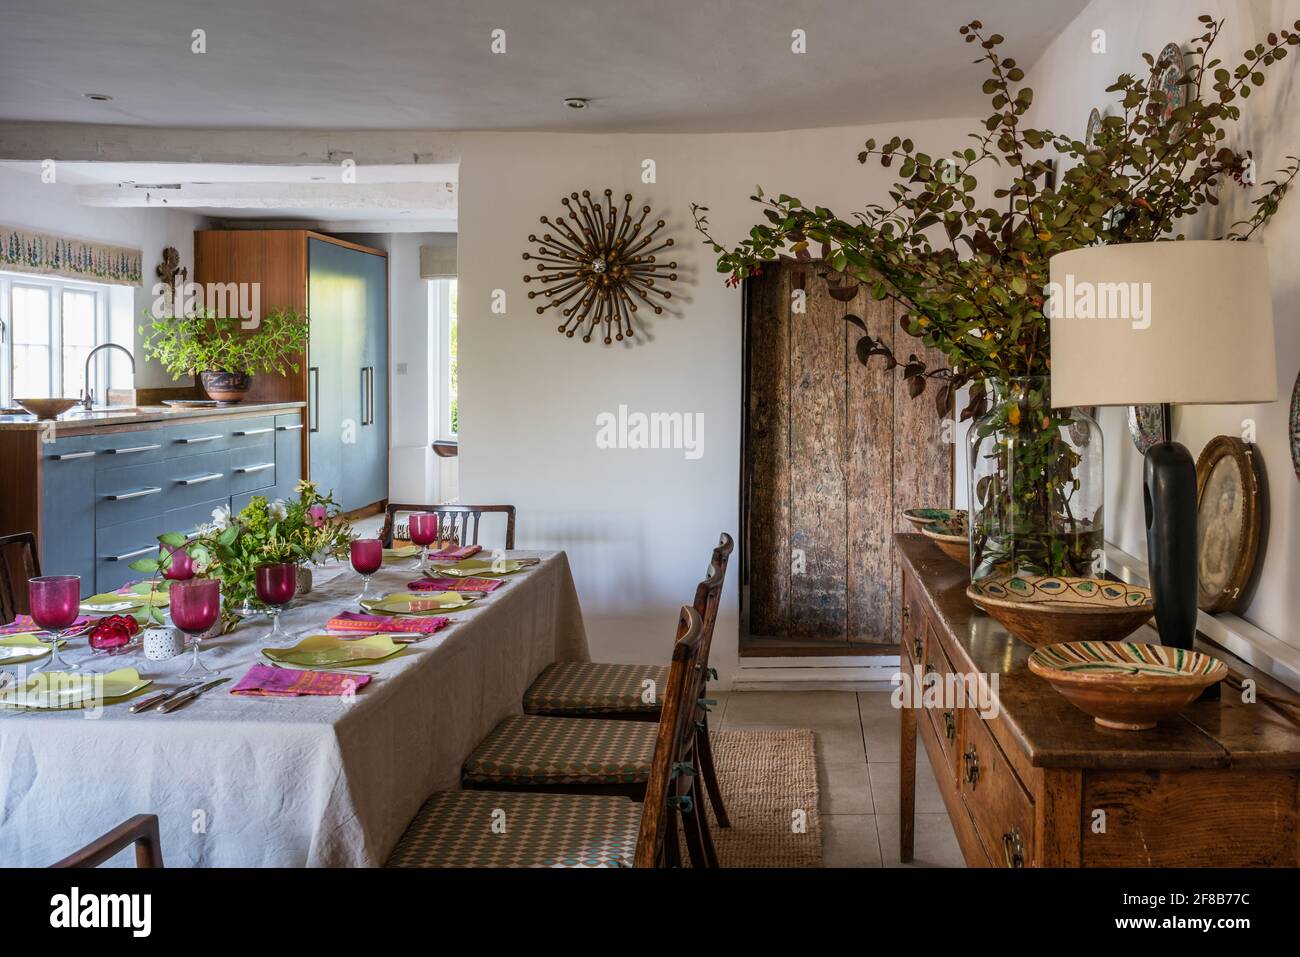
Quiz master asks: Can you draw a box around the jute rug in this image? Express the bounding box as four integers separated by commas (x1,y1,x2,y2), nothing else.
686,728,822,868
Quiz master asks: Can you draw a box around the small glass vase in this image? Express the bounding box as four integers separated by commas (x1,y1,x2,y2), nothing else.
967,377,1104,582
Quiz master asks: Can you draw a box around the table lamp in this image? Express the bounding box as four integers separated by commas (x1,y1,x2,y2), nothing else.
1048,240,1276,650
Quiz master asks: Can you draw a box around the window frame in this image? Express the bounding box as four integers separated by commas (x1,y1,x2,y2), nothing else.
429,277,458,441
1,271,114,403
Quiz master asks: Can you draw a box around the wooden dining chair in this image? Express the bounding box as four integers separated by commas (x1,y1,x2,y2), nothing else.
386,606,704,868
51,814,165,868
379,503,516,550
0,531,40,624
457,544,728,866
521,533,734,830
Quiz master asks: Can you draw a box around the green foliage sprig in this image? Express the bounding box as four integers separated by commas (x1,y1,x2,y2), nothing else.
693,15,1299,419
139,306,309,379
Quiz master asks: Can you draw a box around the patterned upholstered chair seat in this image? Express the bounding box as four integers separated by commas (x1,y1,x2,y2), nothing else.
386,790,641,868
523,661,670,715
463,714,658,786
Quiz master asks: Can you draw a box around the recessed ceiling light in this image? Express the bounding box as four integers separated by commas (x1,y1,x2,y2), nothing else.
564,97,589,110
82,92,113,101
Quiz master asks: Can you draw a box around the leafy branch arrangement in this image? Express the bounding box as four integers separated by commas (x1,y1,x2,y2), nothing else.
139,306,309,379
693,15,1299,421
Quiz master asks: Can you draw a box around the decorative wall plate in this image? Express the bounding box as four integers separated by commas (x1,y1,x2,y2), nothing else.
1127,404,1165,453
1195,435,1260,612
1290,369,1300,483
1149,43,1189,137
523,189,677,344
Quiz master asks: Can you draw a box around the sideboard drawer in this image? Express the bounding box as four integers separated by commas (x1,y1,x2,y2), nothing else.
229,442,277,494
96,462,167,528
227,416,278,448
922,623,961,786
93,432,167,469
959,711,1036,868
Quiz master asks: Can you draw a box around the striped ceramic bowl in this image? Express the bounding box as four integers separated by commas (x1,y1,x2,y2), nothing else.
966,575,1154,647
1028,640,1227,730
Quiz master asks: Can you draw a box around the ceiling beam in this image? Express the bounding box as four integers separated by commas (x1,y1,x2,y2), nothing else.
73,180,456,210
0,123,462,166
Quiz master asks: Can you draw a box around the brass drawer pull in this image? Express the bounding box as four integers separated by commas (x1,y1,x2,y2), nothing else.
943,710,956,742
963,747,980,788
912,635,923,663
1002,826,1025,868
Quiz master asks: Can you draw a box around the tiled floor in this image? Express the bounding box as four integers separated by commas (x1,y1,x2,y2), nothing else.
715,690,965,868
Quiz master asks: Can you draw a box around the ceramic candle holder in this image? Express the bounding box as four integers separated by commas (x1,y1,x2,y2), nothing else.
143,627,185,661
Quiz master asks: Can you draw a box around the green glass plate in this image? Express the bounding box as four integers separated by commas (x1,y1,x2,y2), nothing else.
0,633,64,665
0,667,152,710
263,634,406,667
360,591,477,614
383,545,421,561
433,558,531,577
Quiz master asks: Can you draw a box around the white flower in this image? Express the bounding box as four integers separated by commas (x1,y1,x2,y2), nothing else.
268,499,288,522
210,505,232,531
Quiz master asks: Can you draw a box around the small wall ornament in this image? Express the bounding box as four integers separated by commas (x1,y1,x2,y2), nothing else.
523,189,677,344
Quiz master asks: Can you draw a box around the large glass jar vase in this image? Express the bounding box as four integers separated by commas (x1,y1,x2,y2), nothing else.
967,377,1103,581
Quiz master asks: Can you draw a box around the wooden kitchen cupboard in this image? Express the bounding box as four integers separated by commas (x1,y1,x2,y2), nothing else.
194,230,389,513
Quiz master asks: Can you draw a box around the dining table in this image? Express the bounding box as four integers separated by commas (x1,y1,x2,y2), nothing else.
0,550,589,867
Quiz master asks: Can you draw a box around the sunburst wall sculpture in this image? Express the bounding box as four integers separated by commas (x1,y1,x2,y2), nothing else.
523,189,677,344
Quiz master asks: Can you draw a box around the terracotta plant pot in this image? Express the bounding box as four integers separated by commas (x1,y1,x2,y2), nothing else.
966,575,1154,648
1028,640,1227,731
199,370,252,404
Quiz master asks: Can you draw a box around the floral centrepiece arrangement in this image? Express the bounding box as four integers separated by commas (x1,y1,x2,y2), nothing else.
129,480,353,629
693,15,1299,577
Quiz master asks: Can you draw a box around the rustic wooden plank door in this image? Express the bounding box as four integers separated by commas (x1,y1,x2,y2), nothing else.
743,262,951,650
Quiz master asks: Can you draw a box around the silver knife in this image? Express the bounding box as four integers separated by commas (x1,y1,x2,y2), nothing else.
157,677,229,713
130,680,202,714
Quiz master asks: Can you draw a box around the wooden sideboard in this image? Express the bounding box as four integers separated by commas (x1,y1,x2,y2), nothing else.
896,533,1300,867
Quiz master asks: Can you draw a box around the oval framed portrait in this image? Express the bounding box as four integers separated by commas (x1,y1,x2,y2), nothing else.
1194,436,1261,612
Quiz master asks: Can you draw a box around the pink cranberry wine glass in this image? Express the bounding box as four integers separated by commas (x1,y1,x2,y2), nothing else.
408,512,439,575
170,578,222,676
28,576,82,673
350,538,383,603
161,543,195,581
255,563,297,644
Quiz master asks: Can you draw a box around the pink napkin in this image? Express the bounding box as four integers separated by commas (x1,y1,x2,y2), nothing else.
428,544,482,560
231,663,372,697
326,611,451,635
0,614,92,635
409,576,504,594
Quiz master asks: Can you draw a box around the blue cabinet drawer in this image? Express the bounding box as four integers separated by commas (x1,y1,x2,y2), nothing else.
162,496,230,537
41,435,99,595
93,432,168,469
227,416,277,448
166,424,231,453
166,450,230,507
95,516,168,593
95,462,167,528
230,443,277,494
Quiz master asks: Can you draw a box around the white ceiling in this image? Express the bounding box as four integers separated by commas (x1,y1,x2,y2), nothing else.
0,0,1089,132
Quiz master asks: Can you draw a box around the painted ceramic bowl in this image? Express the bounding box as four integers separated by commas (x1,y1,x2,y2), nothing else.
902,507,967,530
920,517,968,564
966,575,1154,648
1029,640,1227,731
16,397,79,419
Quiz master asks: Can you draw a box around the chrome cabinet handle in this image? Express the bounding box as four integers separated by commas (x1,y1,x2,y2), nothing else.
277,423,304,432
105,545,157,562
234,463,274,474
106,443,161,455
105,487,162,501
48,450,95,461
367,365,375,426
177,472,223,485
309,367,320,433
233,427,273,436
177,434,223,444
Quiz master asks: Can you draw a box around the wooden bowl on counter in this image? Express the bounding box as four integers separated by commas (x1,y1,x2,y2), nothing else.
966,575,1153,648
15,398,79,419
902,507,967,530
920,516,968,564
1028,640,1227,730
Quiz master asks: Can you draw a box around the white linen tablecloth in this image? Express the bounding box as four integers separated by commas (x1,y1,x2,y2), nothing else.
0,551,588,867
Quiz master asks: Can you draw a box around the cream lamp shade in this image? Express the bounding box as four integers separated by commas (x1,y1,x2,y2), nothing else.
1048,240,1276,408
419,243,457,279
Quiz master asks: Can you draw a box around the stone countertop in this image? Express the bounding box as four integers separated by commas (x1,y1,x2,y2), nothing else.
0,400,306,432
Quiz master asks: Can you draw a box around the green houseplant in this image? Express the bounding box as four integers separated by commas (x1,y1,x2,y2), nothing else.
694,15,1298,578
139,306,309,402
